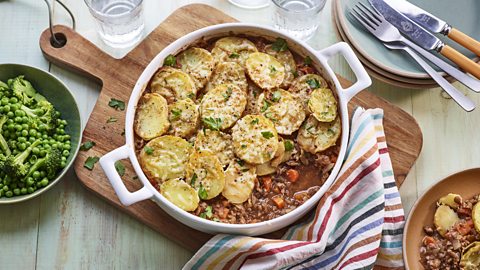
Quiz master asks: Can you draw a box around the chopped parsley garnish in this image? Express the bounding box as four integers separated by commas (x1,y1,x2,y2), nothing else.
241,144,247,149
271,37,288,52
236,159,245,166
284,140,294,151
261,99,272,113
187,92,195,99
304,56,312,66
241,168,250,172
271,91,281,102
80,141,95,151
222,87,232,101
84,156,99,170
202,117,222,131
163,54,176,66
306,78,321,89
200,205,213,219
190,173,197,186
106,116,117,123
306,125,317,135
229,52,240,58
269,65,277,73
144,146,154,155
251,118,259,125
171,108,182,120
114,161,125,176
292,70,299,78
261,131,274,139
264,112,277,122
108,98,125,111
198,184,208,200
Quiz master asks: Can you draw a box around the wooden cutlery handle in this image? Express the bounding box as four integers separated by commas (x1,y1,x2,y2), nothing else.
440,45,480,80
448,28,480,57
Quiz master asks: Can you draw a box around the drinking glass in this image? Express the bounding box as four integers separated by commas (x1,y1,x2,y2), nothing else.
228,0,270,9
84,0,145,48
272,0,326,41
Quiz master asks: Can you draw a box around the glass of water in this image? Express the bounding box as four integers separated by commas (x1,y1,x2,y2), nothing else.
272,0,326,41
84,0,145,48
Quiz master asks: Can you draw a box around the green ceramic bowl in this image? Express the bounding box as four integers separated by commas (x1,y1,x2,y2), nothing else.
0,64,82,204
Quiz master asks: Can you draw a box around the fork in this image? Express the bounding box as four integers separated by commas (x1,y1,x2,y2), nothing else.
350,3,475,112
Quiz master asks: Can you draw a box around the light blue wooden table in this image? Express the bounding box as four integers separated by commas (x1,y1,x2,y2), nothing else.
1,0,479,269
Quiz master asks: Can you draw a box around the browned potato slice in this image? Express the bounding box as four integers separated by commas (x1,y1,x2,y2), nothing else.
138,135,192,183
246,52,285,90
211,37,258,67
438,193,462,210
167,98,199,138
289,74,328,110
460,241,480,269
473,202,480,233
222,160,256,204
265,44,297,89
194,129,234,167
161,179,199,211
150,66,197,103
134,93,170,140
206,62,248,92
434,205,460,237
177,47,214,89
297,115,341,154
185,150,225,200
308,87,337,122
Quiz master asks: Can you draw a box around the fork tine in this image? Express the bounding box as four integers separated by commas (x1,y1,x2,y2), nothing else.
349,9,376,32
356,2,382,24
364,0,383,17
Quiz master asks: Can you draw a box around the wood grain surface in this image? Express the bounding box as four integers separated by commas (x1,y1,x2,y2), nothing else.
39,4,422,251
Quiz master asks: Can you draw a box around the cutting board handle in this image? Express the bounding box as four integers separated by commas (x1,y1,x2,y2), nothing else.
39,25,116,84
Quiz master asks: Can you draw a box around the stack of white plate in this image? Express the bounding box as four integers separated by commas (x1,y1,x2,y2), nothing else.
333,0,480,88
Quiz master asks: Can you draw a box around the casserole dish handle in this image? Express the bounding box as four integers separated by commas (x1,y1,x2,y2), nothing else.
100,145,154,206
316,42,372,102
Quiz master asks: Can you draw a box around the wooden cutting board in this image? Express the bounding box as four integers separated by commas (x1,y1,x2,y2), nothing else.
39,4,422,252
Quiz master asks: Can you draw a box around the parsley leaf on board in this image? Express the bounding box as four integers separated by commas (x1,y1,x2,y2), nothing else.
250,118,259,125
106,116,117,123
80,141,95,151
108,98,125,111
114,161,125,176
84,157,99,170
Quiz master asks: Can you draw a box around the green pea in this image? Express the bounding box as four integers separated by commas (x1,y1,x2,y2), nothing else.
18,137,26,143
18,143,26,151
42,134,48,139
36,182,42,188
7,111,14,118
1,97,8,105
49,139,56,144
0,183,3,189
0,190,3,197
39,150,47,157
55,111,61,117
3,130,10,138
40,178,49,187
3,185,9,191
38,124,46,132
63,135,71,141
5,191,12,197
26,178,35,187
63,144,71,151
6,119,13,125
62,150,70,157
61,156,67,162
58,124,65,129
60,161,67,168
40,171,46,178
2,105,10,112
21,124,29,131
22,116,29,124
27,187,34,194
12,149,19,155
14,110,24,117
20,188,27,195
14,116,22,123
29,137,36,143
9,97,18,103
13,188,20,196
14,124,22,131
32,147,40,155
32,171,41,180
7,123,14,131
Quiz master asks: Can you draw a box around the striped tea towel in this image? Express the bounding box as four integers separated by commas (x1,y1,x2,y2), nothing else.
183,108,405,270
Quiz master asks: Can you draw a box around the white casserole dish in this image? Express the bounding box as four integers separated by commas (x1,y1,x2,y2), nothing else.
99,23,371,235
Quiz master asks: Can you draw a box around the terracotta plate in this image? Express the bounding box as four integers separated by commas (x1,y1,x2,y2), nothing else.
403,168,480,269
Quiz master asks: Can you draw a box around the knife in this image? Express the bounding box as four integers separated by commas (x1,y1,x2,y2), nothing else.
384,0,480,57
369,0,480,80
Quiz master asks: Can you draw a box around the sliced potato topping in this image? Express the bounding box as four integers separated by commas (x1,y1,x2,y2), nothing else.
168,98,199,138
134,93,170,140
434,205,460,237
185,150,225,200
138,135,192,183
161,178,199,211
222,160,257,204
297,115,341,154
211,37,258,67
232,115,279,164
438,193,463,210
265,44,297,89
460,241,480,269
150,66,197,103
200,84,247,130
206,62,248,92
289,74,328,111
258,89,306,135
473,202,480,233
256,139,293,175
246,52,285,90
194,129,234,167
177,47,214,89
308,87,337,122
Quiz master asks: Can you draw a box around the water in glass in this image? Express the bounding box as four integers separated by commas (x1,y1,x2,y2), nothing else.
85,0,145,48
273,0,326,41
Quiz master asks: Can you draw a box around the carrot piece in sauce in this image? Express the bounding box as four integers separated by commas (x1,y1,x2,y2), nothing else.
286,169,299,183
262,176,272,192
272,196,285,209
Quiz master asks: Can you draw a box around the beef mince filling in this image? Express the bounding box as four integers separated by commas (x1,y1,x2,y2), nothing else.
134,35,341,224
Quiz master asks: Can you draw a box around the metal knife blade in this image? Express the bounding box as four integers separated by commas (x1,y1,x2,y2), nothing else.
384,0,448,34
368,0,443,51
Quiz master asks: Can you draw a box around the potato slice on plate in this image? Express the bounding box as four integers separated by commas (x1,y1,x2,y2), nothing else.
205,62,248,92
308,87,337,122
460,241,480,270
258,89,306,135
211,37,258,67
177,47,214,89
246,52,285,90
434,205,460,237
473,202,480,233
265,44,297,89
232,115,279,164
185,150,225,200
167,98,199,138
222,160,257,204
138,135,192,183
194,129,234,167
161,178,199,211
150,66,197,103
289,74,328,110
200,84,247,130
134,93,170,140
297,115,341,154
438,193,462,210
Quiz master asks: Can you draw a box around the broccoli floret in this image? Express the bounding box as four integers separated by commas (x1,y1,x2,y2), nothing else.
26,147,62,179
0,115,11,156
0,80,8,90
4,140,41,179
8,76,46,105
21,100,58,132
